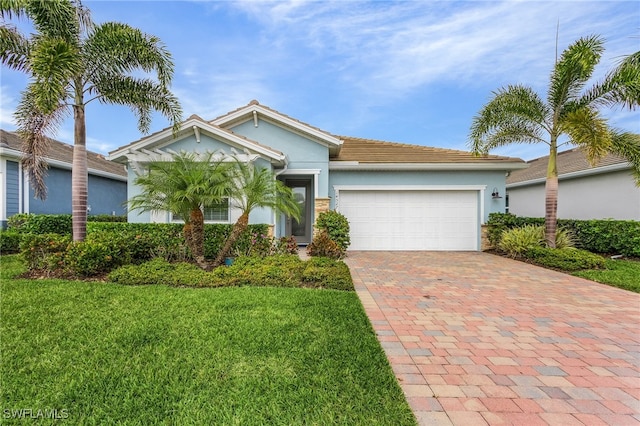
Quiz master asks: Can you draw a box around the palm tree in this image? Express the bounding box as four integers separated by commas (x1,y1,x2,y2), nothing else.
0,0,182,241
213,161,301,268
128,151,230,269
469,35,640,247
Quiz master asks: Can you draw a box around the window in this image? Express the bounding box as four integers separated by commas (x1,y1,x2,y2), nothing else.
172,199,229,222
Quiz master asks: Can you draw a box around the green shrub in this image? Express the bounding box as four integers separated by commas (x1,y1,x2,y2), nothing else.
64,241,120,277
524,247,606,271
108,255,355,291
302,257,354,291
307,230,345,259
0,230,21,254
498,225,543,257
19,233,71,271
88,214,127,222
488,213,638,257
315,210,350,251
9,214,72,235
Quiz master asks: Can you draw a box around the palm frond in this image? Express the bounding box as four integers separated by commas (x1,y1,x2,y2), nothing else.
84,21,174,87
585,51,640,110
469,85,549,154
0,23,30,70
92,75,182,134
609,132,640,185
14,84,69,199
561,108,612,164
25,0,82,43
548,35,604,110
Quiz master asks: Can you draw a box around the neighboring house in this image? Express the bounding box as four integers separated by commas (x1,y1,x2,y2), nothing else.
506,147,639,220
0,129,128,228
108,100,526,251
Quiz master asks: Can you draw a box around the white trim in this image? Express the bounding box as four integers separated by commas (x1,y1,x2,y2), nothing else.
279,169,321,198
329,161,528,171
507,162,632,188
20,162,27,214
211,104,342,148
1,146,127,181
108,118,287,163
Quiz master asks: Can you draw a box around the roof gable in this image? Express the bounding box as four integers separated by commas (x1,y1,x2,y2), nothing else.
108,114,286,165
211,100,342,155
507,147,630,185
1,129,126,179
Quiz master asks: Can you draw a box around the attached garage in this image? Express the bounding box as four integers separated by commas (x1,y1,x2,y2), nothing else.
336,187,481,251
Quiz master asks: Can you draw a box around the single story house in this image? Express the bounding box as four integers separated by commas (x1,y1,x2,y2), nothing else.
506,147,639,220
108,100,527,251
0,129,128,228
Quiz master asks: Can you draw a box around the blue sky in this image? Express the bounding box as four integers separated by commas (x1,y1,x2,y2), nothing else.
1,0,638,161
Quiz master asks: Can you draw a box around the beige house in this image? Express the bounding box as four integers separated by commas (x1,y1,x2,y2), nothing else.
506,147,639,220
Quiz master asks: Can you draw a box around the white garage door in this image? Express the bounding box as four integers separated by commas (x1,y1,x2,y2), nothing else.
338,190,479,251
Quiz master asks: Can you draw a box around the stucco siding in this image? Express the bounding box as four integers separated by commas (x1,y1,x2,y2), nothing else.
507,170,640,220
163,133,236,154
230,120,328,162
329,170,507,222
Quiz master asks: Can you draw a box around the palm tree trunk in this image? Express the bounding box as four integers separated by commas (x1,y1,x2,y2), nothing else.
544,143,558,248
72,103,88,242
213,211,249,267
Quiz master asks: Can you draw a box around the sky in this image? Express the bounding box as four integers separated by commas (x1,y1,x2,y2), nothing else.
1,0,638,161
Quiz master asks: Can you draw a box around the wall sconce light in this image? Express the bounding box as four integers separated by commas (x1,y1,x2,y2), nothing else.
491,188,502,199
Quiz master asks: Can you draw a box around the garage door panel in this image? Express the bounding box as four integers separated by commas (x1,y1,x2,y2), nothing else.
339,190,479,251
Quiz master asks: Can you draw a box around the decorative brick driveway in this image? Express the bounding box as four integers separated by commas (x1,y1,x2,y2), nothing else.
345,251,640,426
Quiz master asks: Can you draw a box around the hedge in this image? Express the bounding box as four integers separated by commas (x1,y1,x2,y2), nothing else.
488,213,640,257
108,255,355,291
7,213,127,235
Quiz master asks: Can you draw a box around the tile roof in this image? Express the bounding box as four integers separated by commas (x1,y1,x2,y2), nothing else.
1,129,126,177
507,147,629,184
332,136,524,163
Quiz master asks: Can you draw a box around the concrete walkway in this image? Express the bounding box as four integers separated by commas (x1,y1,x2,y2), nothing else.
345,251,640,426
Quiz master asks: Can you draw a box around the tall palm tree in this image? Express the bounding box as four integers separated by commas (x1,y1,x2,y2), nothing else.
128,151,231,269
213,161,301,267
469,35,640,247
0,0,182,241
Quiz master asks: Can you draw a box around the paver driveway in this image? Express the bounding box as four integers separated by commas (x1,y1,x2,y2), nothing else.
345,251,640,426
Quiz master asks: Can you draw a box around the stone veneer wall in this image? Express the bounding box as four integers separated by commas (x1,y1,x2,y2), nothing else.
481,225,492,251
313,198,331,234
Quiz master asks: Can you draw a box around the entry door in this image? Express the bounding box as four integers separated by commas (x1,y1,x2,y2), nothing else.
285,179,312,244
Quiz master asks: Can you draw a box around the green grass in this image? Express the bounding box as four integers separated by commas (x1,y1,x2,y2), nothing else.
0,256,415,425
573,258,640,293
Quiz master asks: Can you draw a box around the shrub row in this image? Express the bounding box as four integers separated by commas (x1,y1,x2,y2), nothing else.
0,230,21,254
488,213,640,257
108,255,354,291
19,223,270,277
524,247,606,272
7,213,127,235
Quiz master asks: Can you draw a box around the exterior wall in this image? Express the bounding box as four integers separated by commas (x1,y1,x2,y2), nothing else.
329,169,508,223
28,168,127,216
230,120,330,197
507,170,640,220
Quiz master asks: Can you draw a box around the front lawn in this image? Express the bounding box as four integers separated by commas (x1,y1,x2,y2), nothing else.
0,256,415,425
573,258,640,293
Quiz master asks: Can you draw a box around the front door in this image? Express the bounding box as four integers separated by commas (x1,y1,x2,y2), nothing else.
284,179,312,244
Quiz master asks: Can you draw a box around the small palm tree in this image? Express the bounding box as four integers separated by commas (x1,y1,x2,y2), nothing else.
469,35,639,247
128,152,230,269
0,0,182,241
213,161,301,267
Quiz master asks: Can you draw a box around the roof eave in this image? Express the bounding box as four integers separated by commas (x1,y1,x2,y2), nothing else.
507,162,631,188
329,161,529,171
107,118,286,164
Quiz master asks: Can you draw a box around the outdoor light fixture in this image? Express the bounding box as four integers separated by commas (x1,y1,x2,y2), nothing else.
491,187,502,199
